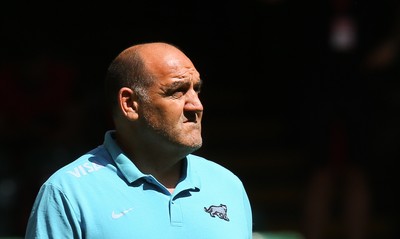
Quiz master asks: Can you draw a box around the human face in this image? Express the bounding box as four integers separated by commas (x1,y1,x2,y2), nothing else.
138,47,203,154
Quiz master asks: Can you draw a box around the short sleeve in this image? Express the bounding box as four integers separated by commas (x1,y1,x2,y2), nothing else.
25,183,81,239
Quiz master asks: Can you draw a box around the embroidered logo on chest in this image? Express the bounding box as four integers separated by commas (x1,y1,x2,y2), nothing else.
111,207,134,219
204,204,230,221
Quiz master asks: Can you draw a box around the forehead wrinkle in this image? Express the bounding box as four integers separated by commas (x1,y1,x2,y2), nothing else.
167,63,198,77
160,77,191,89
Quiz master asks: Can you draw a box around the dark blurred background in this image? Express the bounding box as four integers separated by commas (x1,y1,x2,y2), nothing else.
1,0,399,238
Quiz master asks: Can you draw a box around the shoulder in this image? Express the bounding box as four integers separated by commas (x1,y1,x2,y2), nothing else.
42,145,115,189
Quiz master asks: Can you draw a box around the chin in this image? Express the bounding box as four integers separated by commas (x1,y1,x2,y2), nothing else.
182,140,202,153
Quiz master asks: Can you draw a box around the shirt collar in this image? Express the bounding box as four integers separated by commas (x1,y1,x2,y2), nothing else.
103,130,144,183
103,130,201,191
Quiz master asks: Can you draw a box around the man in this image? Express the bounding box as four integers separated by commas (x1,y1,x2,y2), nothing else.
25,42,253,238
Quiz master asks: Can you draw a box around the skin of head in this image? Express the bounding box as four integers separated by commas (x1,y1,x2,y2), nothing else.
104,42,204,182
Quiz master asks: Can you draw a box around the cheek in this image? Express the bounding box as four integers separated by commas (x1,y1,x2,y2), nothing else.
158,101,184,119
164,109,184,124
142,103,183,125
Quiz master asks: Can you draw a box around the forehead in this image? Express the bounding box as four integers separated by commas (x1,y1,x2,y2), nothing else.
140,44,200,80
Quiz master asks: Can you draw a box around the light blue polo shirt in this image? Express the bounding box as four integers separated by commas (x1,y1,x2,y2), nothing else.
25,130,253,239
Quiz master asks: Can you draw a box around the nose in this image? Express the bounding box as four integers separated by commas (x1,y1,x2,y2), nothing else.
184,89,203,112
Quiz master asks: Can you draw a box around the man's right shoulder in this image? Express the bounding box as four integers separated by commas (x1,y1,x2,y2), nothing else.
43,145,115,186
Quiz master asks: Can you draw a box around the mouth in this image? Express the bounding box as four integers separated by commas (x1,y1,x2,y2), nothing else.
183,120,199,126
183,120,201,131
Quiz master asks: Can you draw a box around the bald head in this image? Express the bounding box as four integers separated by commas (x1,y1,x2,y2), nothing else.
121,42,194,79
104,42,192,115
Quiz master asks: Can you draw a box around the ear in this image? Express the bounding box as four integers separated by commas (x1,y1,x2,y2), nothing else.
118,87,139,121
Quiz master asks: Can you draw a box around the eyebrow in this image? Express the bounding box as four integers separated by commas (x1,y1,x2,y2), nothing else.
162,78,203,92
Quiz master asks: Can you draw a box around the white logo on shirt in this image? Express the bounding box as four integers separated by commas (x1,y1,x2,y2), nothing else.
111,208,134,219
66,162,105,178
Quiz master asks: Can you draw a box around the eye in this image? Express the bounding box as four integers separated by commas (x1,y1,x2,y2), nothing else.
171,90,185,99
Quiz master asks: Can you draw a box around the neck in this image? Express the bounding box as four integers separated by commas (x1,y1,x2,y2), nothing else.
139,159,184,188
